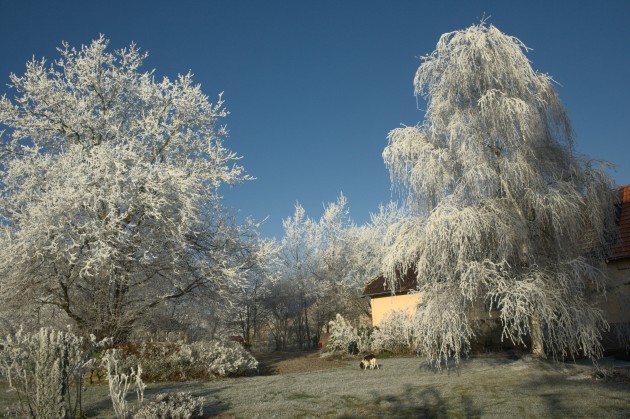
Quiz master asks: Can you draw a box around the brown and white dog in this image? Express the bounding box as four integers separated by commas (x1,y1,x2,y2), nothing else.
359,354,379,370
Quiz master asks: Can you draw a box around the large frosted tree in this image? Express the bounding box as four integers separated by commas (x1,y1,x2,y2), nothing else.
382,23,617,364
0,37,259,341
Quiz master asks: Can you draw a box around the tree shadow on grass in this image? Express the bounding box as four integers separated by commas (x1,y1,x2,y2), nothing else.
339,384,482,419
82,382,231,417
518,372,578,417
253,350,333,375
518,367,630,417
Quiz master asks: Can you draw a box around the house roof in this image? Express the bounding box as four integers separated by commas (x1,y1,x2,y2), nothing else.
609,184,630,261
363,267,418,297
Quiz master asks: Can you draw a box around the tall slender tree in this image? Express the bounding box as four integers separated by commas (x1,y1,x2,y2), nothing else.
382,22,617,364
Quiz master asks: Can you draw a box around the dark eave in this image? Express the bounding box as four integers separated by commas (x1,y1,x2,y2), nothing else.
363,267,418,297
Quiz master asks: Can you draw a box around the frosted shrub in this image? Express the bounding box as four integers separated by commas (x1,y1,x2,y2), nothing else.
114,340,258,381
0,327,108,418
357,326,378,353
133,392,204,419
371,310,416,353
193,341,258,377
102,349,145,419
117,342,194,382
327,314,359,354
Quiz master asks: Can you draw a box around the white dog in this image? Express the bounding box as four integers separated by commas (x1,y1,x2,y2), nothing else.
359,354,379,370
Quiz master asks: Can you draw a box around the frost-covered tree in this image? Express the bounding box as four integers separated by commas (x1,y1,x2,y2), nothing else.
221,233,278,348
271,203,320,349
346,202,408,287
382,23,617,364
0,36,258,342
268,195,378,349
311,195,368,336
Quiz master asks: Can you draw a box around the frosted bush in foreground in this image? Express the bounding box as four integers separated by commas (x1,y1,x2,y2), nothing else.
134,392,204,419
102,350,145,419
0,327,109,418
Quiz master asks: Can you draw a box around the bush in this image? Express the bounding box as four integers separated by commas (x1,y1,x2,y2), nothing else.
134,392,204,419
115,342,194,382
357,326,378,353
113,340,258,381
193,341,258,377
371,310,416,354
327,314,359,355
326,312,416,355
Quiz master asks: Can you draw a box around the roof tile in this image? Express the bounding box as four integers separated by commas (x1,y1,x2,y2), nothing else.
609,185,630,260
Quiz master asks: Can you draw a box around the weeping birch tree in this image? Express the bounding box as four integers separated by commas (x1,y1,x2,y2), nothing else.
382,23,617,364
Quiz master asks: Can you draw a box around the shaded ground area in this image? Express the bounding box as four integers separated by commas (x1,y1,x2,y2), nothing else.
213,354,630,418
2,352,630,417
254,350,347,375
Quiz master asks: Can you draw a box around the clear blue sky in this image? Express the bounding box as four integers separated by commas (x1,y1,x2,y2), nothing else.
1,0,628,239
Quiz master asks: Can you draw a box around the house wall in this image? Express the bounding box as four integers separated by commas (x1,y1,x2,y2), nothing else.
370,292,423,327
603,258,630,324
368,258,629,345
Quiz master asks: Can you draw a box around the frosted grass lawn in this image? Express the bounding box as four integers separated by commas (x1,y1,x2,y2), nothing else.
3,354,629,417
191,356,630,418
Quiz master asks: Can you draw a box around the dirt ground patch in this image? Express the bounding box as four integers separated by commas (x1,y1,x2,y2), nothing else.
253,350,347,375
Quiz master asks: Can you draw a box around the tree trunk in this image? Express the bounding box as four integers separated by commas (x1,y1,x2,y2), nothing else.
304,306,311,349
529,316,545,358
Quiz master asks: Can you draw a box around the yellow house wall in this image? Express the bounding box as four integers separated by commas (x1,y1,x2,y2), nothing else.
603,259,630,323
369,258,629,329
370,293,424,327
